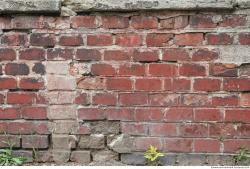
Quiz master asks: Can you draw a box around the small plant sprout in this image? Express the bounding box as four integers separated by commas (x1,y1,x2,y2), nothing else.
0,136,27,166
144,145,165,166
234,147,250,166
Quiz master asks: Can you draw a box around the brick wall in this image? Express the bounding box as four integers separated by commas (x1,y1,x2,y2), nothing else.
0,11,250,165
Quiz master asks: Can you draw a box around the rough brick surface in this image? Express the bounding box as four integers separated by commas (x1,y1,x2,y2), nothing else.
0,9,249,166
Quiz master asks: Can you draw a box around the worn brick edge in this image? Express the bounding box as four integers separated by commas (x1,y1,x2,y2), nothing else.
1,0,250,15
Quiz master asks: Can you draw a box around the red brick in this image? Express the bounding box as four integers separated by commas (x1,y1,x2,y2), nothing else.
238,124,250,137
149,123,177,136
146,33,173,47
19,48,45,60
0,77,17,89
1,33,28,46
21,107,47,120
239,33,250,45
131,16,158,29
160,16,188,29
0,122,7,134
148,63,177,77
106,108,134,121
225,109,250,123
209,123,238,138
7,93,36,105
133,50,159,62
119,93,148,106
78,108,105,120
47,48,74,60
118,64,145,76
116,34,142,47
5,63,29,75
209,63,238,77
163,48,190,61
190,15,217,28
75,93,89,105
175,33,203,46
32,63,45,75
87,34,112,46
180,124,208,137
71,16,97,28
106,78,132,90
223,78,250,91
92,93,116,106
194,108,222,122
149,94,180,106
19,78,45,90
135,137,163,151
241,93,250,107
0,65,2,75
30,33,56,47
59,35,83,46
207,33,233,45
179,63,206,77
121,123,148,136
193,78,221,92
104,50,130,61
224,140,250,153
220,15,246,28
192,49,218,61
172,78,191,92
0,48,16,61
22,135,48,149
194,139,220,153
134,108,163,121
35,122,50,134
182,94,211,106
212,95,239,107
0,108,20,119
164,108,193,122
135,78,162,91
91,64,116,76
164,138,193,152
76,49,101,61
102,16,129,29
0,94,3,104
7,122,34,134
240,64,250,76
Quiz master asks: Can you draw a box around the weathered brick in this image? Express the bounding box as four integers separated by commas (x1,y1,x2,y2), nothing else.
30,33,56,47
116,34,142,47
91,64,116,76
164,138,193,152
47,75,76,90
19,48,45,60
0,48,16,61
194,108,222,122
32,63,46,75
175,33,203,46
207,33,233,45
5,63,29,75
192,49,218,61
1,33,28,46
163,48,190,61
76,49,101,61
59,35,83,46
149,123,177,136
71,16,97,28
164,108,193,122
194,139,220,153
135,137,163,151
146,33,173,47
21,106,47,120
149,94,180,106
104,50,130,61
0,135,20,148
179,63,206,76
179,123,208,137
70,151,91,164
92,93,116,106
135,78,162,91
106,78,132,90
47,48,74,60
102,16,129,29
220,15,246,28
22,135,49,149
190,15,217,28
87,34,112,46
225,109,250,123
78,108,105,120
131,16,158,29
135,108,163,121
79,134,105,149
121,123,148,136
209,63,238,77
49,105,76,120
106,108,134,121
223,78,250,91
19,78,45,90
133,50,159,62
119,93,148,106
118,64,145,76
